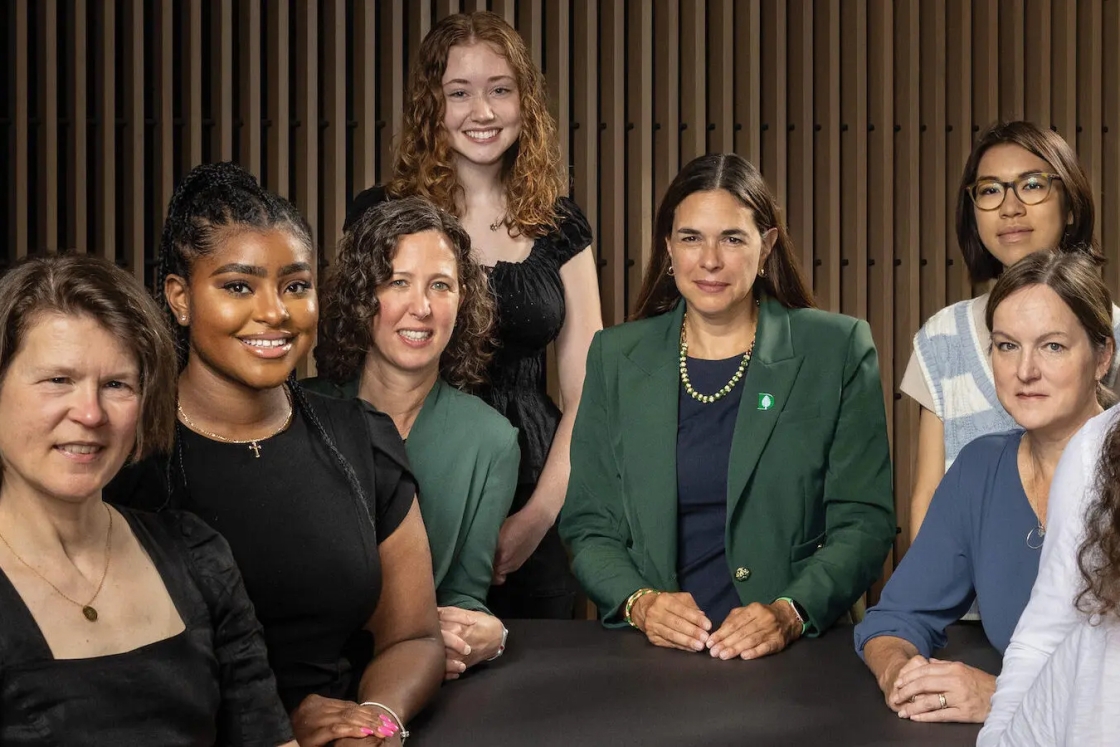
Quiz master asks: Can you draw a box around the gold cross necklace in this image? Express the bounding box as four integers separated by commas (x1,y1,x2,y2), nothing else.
177,386,294,458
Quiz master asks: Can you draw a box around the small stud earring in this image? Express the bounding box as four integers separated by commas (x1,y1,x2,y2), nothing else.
758,268,767,278
667,265,675,277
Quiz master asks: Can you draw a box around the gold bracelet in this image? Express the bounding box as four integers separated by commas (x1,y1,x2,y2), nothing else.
624,588,659,628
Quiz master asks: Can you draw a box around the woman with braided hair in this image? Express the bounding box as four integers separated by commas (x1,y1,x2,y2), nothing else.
107,162,443,747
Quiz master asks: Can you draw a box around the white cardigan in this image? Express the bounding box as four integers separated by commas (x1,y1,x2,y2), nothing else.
978,407,1120,747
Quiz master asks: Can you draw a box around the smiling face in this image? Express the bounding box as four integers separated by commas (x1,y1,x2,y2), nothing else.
973,143,1069,268
0,314,141,505
991,284,1110,437
441,41,522,167
667,189,775,322
366,230,462,380
165,228,317,391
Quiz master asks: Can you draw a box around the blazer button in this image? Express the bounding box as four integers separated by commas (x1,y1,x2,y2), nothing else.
734,567,751,581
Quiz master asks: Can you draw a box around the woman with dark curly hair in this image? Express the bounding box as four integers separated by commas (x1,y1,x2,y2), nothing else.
347,11,602,620
106,162,443,746
307,197,519,678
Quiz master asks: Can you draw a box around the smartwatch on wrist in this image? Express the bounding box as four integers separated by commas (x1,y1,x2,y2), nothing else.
776,596,808,635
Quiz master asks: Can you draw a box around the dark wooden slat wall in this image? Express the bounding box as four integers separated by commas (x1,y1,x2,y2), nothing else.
7,0,1120,578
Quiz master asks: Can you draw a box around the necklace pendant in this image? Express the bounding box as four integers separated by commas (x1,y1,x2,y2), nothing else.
249,441,261,458
83,605,99,622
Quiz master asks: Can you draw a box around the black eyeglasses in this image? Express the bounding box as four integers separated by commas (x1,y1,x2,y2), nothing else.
966,172,1063,211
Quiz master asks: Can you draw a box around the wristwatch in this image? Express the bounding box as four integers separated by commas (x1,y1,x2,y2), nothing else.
486,626,509,661
776,596,808,635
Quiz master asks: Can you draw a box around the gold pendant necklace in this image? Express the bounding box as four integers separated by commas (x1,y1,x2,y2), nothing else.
177,386,294,458
679,311,756,404
0,504,113,622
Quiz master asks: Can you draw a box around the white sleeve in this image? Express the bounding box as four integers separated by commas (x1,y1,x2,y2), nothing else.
978,410,1115,746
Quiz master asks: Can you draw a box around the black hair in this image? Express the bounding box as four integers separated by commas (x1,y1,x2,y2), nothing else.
156,162,372,530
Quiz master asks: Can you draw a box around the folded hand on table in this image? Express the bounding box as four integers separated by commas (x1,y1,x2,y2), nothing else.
891,657,995,723
438,606,506,680
289,694,400,746
706,601,802,660
630,591,713,652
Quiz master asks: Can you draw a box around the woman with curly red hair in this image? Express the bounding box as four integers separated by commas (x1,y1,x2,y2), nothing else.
348,11,602,620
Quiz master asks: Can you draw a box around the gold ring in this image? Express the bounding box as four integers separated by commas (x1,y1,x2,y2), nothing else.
938,693,947,710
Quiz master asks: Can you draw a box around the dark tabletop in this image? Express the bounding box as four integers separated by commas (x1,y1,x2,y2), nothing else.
409,620,1000,747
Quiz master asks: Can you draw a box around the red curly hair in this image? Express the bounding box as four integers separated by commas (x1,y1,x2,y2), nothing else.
388,11,565,238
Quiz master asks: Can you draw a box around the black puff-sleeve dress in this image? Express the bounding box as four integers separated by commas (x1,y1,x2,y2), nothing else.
347,188,593,620
105,389,417,712
0,507,293,746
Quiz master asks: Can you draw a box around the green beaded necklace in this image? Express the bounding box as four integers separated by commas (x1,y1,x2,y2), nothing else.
679,312,756,404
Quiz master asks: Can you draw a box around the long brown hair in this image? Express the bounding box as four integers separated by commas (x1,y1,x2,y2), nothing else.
1079,420,1120,621
632,153,814,320
388,11,565,238
956,121,1100,283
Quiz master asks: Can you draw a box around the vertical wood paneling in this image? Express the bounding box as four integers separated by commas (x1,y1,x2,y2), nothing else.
785,0,812,275
12,0,1120,587
758,1,787,211
1023,0,1051,126
14,0,29,261
322,0,346,261
239,0,263,176
998,0,1025,120
599,0,626,326
186,0,203,168
918,1,946,322
625,0,653,310
214,1,234,160
733,0,761,165
1052,0,1077,138
893,0,922,559
945,0,972,305
97,0,115,261
706,0,735,154
652,1,679,205
866,0,895,585
679,0,706,164
839,0,868,319
352,0,378,192
71,0,88,252
125,0,145,279
265,0,291,195
812,0,841,312
44,0,59,253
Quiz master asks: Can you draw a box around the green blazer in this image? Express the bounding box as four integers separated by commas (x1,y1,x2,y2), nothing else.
302,377,520,613
558,299,895,633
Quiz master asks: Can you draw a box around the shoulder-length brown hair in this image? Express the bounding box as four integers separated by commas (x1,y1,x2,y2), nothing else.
985,250,1116,408
632,153,815,320
315,196,495,391
387,11,565,238
0,255,178,464
956,121,1100,283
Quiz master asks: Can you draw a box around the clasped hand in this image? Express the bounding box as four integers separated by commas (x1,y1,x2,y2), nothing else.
438,606,506,680
631,592,801,660
886,655,995,723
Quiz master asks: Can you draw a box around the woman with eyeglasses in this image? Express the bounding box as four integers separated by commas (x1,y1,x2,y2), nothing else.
902,121,1120,540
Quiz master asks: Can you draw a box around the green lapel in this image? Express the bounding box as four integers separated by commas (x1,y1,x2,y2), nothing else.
726,299,804,521
619,304,684,587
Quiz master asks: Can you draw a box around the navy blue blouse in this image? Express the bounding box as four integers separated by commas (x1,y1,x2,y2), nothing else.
676,355,746,628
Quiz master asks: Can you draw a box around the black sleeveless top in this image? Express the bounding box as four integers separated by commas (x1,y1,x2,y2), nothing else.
0,507,292,746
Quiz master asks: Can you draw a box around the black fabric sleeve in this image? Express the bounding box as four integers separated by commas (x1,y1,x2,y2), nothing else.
356,401,418,544
551,196,594,265
171,511,295,747
102,454,174,512
344,185,391,233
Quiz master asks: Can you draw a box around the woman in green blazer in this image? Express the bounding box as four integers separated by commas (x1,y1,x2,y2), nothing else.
559,153,895,661
308,197,519,679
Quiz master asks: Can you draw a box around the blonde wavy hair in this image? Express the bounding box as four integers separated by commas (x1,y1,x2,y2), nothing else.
388,11,565,238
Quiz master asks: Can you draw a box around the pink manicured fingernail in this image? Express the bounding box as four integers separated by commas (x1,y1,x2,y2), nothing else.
376,726,395,737
379,715,394,724
361,727,376,736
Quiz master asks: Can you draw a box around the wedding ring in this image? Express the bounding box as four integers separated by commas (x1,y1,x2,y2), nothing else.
938,693,948,710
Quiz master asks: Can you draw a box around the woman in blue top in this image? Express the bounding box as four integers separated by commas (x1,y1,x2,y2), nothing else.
856,251,1115,724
